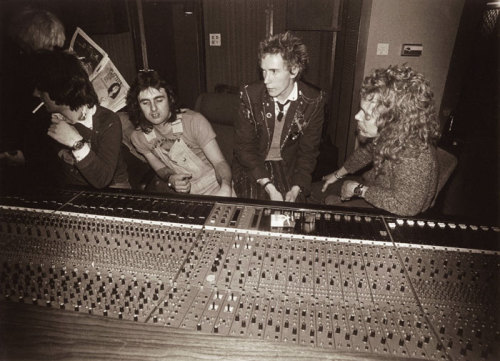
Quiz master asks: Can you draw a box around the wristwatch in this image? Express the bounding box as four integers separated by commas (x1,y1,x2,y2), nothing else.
71,139,86,151
353,183,364,197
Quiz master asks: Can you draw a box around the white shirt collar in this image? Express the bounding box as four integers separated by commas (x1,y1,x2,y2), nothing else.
78,106,96,129
274,82,298,104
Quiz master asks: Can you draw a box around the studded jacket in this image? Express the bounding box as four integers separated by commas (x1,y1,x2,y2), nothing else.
233,81,325,195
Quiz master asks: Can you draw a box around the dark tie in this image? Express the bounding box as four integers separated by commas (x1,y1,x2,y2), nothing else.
276,100,290,122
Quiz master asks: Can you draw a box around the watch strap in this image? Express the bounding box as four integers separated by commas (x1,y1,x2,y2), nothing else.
71,139,86,151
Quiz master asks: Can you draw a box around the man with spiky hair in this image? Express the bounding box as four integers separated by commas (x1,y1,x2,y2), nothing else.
233,31,325,202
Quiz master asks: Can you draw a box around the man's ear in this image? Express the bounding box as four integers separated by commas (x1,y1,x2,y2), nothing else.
290,66,299,79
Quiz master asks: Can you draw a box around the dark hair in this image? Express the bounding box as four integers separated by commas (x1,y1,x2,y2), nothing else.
126,70,178,133
361,64,441,174
8,7,65,53
258,31,309,78
31,50,98,111
107,82,121,99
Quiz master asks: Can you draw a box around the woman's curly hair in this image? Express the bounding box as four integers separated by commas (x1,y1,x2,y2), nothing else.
126,70,178,133
361,65,441,175
258,31,309,78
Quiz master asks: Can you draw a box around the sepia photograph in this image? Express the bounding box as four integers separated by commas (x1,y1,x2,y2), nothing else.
0,0,498,360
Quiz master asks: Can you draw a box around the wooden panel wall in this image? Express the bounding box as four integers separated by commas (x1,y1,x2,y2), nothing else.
171,1,205,108
330,0,365,164
92,32,137,85
203,0,269,91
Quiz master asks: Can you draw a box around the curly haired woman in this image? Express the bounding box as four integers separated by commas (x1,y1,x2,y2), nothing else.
309,64,441,216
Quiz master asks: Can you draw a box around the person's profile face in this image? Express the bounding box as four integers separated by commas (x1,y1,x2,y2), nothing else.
260,53,297,102
138,87,170,125
355,97,379,138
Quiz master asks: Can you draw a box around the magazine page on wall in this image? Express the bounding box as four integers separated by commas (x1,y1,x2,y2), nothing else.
70,27,129,112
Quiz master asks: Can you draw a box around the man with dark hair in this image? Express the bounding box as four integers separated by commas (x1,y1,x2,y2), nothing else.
310,65,441,216
233,31,325,202
30,50,129,189
127,70,233,196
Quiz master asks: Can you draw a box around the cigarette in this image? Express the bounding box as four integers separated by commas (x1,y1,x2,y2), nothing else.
32,102,43,114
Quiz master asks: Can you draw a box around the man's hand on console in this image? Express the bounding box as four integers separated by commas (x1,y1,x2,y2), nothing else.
265,183,284,201
285,185,301,202
168,174,192,193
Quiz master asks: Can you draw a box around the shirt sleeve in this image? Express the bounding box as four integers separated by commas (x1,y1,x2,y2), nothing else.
233,86,269,181
343,142,375,174
363,151,436,216
183,111,216,149
131,130,153,156
75,112,123,189
72,143,91,161
291,92,325,192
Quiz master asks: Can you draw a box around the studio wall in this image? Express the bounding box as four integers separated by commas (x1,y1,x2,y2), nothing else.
362,0,465,123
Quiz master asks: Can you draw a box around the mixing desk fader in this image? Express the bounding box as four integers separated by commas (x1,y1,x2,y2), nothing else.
0,188,498,361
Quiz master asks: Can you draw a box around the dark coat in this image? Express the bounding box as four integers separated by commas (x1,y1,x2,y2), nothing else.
60,106,129,189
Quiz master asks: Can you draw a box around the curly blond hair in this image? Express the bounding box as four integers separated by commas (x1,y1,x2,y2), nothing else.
361,65,440,174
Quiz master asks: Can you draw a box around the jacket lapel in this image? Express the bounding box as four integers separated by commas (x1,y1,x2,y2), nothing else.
262,92,275,148
280,100,298,144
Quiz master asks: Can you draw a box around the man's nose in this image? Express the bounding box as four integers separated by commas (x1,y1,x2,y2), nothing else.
264,73,272,84
354,110,362,122
150,101,157,111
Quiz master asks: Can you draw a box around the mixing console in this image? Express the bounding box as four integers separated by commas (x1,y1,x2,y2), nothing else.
0,189,498,361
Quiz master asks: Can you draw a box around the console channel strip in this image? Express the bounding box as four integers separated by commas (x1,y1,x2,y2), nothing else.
0,189,498,361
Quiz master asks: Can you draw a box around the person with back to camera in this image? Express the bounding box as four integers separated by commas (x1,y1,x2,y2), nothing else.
232,31,325,203
127,70,233,197
0,6,66,170
31,50,130,189
309,64,441,216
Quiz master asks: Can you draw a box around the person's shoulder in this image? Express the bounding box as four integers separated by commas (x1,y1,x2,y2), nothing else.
179,109,209,124
130,128,146,143
95,105,118,117
178,110,213,135
243,81,265,90
130,128,141,138
95,105,120,124
93,106,122,134
240,81,266,97
401,144,435,161
297,81,324,99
